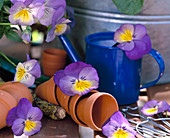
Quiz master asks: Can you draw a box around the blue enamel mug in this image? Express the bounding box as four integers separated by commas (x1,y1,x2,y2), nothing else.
85,32,165,105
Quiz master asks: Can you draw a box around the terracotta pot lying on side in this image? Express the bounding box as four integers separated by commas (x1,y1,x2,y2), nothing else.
41,48,68,77
0,82,33,129
35,77,119,131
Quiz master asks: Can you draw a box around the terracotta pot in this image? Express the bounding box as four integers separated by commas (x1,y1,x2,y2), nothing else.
1,81,33,103
0,82,32,129
0,82,32,103
56,87,70,114
76,92,118,131
41,48,68,77
0,90,18,129
35,77,59,105
69,90,98,127
35,77,70,113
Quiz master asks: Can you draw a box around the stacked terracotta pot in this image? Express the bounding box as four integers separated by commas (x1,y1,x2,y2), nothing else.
41,48,68,77
0,82,32,129
35,77,119,131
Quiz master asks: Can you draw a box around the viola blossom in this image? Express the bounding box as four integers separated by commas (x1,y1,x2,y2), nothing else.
39,0,66,26
46,16,71,42
102,111,137,138
6,98,43,136
14,54,41,87
141,100,170,116
9,0,45,25
114,24,151,60
21,29,32,43
54,61,99,96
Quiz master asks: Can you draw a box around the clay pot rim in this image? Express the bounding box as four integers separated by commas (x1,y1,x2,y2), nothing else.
4,82,33,103
43,48,67,58
69,90,98,127
84,92,119,131
69,94,87,127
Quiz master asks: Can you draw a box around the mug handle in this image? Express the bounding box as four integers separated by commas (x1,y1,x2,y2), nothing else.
140,49,165,90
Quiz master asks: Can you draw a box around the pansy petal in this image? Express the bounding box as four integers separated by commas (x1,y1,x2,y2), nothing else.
114,29,125,43
110,111,130,127
19,73,35,87
64,61,92,78
71,80,99,95
29,2,45,19
6,106,18,126
54,70,65,86
59,76,78,96
79,67,99,82
9,2,34,25
141,34,152,54
45,26,56,42
133,24,147,39
141,100,158,116
17,98,32,119
117,41,135,51
45,0,66,10
28,61,41,79
102,121,119,137
23,60,37,72
120,24,134,35
12,118,25,136
52,8,67,27
39,7,55,26
54,23,67,36
14,63,25,82
21,31,31,43
157,101,170,113
125,40,146,60
26,53,31,60
27,107,43,121
24,121,41,136
9,2,25,14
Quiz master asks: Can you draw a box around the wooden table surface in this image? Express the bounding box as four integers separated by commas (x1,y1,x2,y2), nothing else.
0,115,79,138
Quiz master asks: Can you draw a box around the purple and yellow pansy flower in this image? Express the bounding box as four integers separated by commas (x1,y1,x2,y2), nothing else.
9,0,45,25
14,54,41,87
102,111,137,138
141,100,170,116
6,98,43,136
114,24,151,60
54,61,99,96
46,13,71,42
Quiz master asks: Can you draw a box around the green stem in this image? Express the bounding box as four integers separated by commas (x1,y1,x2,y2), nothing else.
0,51,17,67
0,23,12,25
19,25,23,32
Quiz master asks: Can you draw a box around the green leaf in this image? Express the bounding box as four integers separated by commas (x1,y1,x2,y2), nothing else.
5,30,23,42
0,0,4,10
112,0,144,15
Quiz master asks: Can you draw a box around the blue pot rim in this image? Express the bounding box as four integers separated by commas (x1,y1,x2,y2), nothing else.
85,32,120,50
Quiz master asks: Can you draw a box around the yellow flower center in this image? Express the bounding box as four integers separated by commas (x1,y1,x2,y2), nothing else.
75,80,92,92
25,120,36,132
14,9,30,22
120,30,133,42
146,106,158,114
16,67,25,81
112,128,129,138
55,24,65,33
